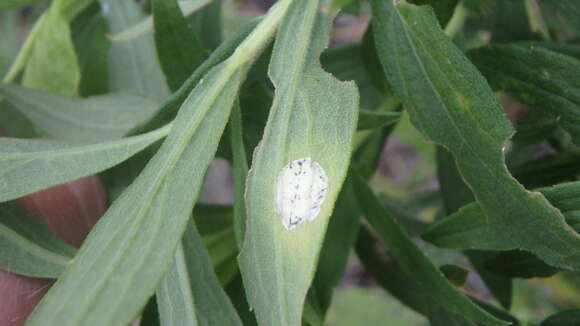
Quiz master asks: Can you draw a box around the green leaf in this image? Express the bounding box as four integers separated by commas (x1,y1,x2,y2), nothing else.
238,1,359,325
22,2,80,96
538,0,580,35
357,110,401,131
371,0,580,270
436,148,513,308
152,0,206,91
512,153,580,189
98,0,170,101
523,41,580,60
483,250,560,278
541,310,580,326
489,0,537,43
194,204,233,236
0,84,158,141
423,181,580,250
109,0,213,42
130,19,258,136
225,275,258,326
0,124,170,202
0,202,74,278
355,226,430,315
469,44,580,145
157,221,242,326
24,3,293,325
439,264,468,287
466,251,513,309
72,9,111,96
350,169,507,326
353,120,398,180
0,0,46,11
321,43,386,110
325,286,428,326
310,180,361,314
188,0,222,50
102,21,258,200
408,0,458,26
2,0,89,86
512,112,559,146
203,227,237,283
428,305,477,326
229,100,249,249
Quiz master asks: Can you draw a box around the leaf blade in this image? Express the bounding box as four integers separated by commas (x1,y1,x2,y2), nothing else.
371,0,580,270
350,169,507,326
24,3,293,325
0,202,74,278
1,84,158,141
157,221,242,326
0,125,170,202
239,1,359,325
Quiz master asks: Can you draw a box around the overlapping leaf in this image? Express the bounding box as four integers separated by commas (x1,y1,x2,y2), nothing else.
98,0,169,101
239,1,359,325
424,181,580,249
2,0,90,89
469,44,580,145
0,0,45,11
152,0,206,91
0,124,170,202
24,2,293,324
0,84,158,141
541,310,580,326
310,180,361,315
351,169,507,326
109,0,212,42
371,0,580,270
157,221,242,326
0,202,74,278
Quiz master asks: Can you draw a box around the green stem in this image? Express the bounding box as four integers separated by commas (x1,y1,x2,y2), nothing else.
444,1,468,38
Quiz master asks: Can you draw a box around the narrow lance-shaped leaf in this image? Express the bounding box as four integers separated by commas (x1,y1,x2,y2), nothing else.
110,0,213,43
0,84,158,141
0,202,75,278
72,11,111,96
98,0,170,101
0,0,45,11
101,21,259,200
541,310,580,326
350,169,508,326
24,3,293,325
423,181,580,249
538,0,580,34
371,0,580,269
0,124,171,202
310,180,361,314
152,0,206,92
129,19,259,136
239,1,359,325
21,0,80,96
157,220,242,326
230,100,249,248
357,110,400,131
188,0,222,51
1,0,89,86
468,44,580,145
436,147,513,309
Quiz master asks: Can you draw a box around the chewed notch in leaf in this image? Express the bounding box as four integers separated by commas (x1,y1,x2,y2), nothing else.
275,157,328,230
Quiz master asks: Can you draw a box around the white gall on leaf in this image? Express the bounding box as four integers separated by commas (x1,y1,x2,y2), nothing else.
274,157,328,231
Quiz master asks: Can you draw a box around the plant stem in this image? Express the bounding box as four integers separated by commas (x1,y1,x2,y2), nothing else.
444,1,468,38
